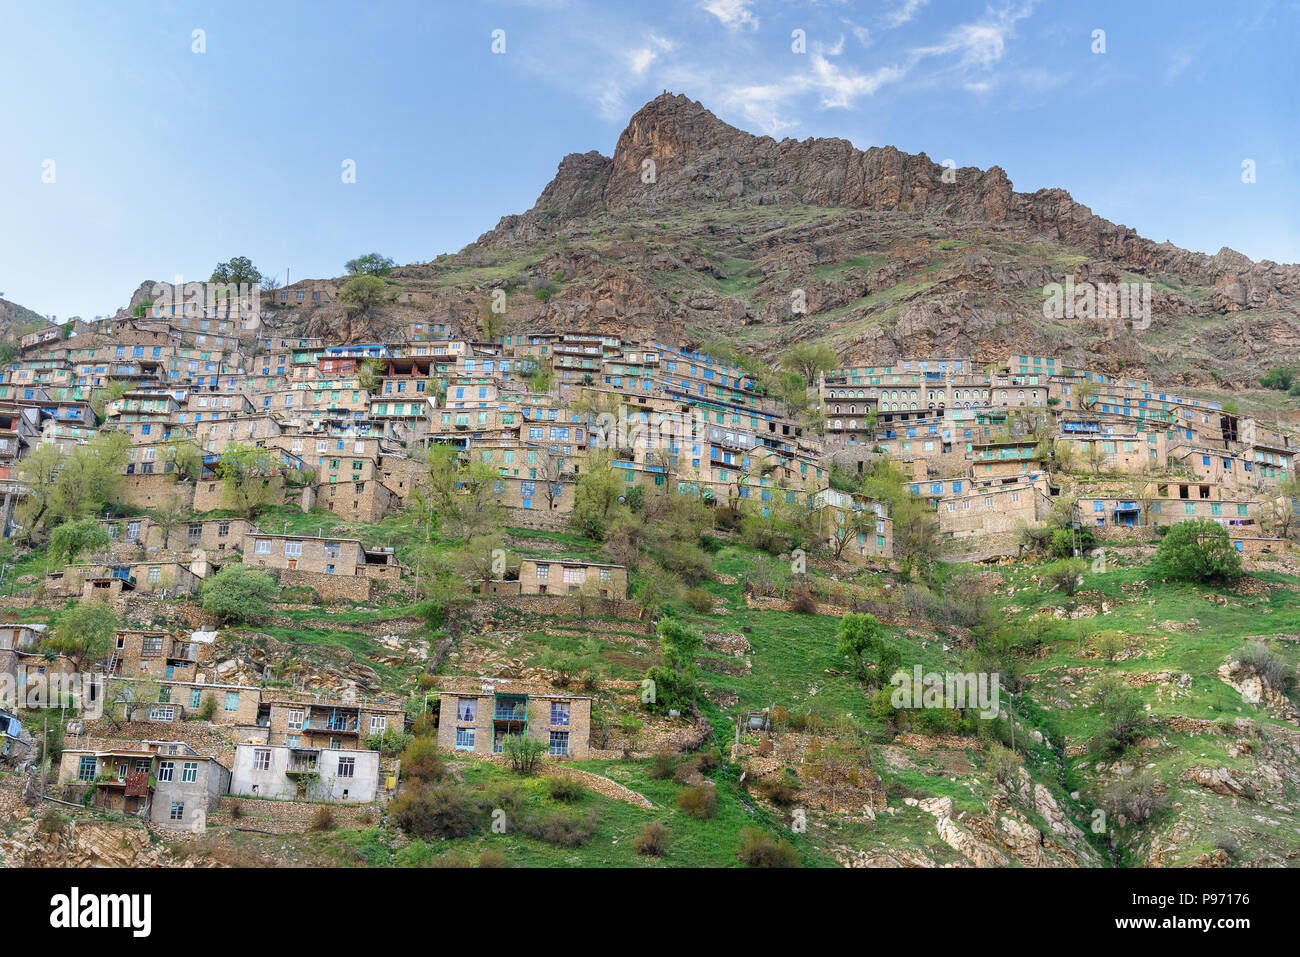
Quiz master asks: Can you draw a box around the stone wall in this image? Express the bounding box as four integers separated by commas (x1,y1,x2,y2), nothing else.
471,594,641,621
277,568,372,602
211,794,379,834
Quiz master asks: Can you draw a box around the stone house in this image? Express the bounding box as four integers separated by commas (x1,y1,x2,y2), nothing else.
435,677,591,760
58,739,230,830
518,559,628,599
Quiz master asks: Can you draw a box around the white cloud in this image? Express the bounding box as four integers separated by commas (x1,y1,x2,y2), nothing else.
845,21,872,46
882,0,929,29
700,0,759,31
908,1,1040,77
628,34,675,78
807,53,906,108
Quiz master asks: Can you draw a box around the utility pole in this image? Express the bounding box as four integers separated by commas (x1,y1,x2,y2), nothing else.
1004,689,1012,752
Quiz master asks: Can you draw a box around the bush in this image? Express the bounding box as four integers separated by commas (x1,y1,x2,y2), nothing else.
196,693,217,721
1236,642,1296,692
676,784,717,819
1090,677,1151,756
1043,558,1086,598
673,762,703,786
547,776,585,802
755,775,801,808
308,806,335,831
201,566,278,625
684,588,715,614
481,782,526,818
1155,519,1243,584
986,743,1022,784
503,734,547,776
228,801,243,820
38,809,68,835
789,582,818,614
478,848,510,868
523,808,597,847
365,728,414,756
633,820,672,857
391,783,479,839
399,736,445,782
649,750,677,780
736,827,799,867
1098,770,1170,826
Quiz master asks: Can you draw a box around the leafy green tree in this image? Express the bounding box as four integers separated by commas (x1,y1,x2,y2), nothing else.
644,618,700,713
1155,519,1243,584
340,275,388,313
1043,558,1087,597
217,444,280,517
835,612,899,684
779,343,838,386
164,437,204,482
210,256,261,284
49,518,109,567
17,430,128,535
1090,676,1151,756
345,252,395,276
572,452,624,539
356,357,386,393
201,566,278,624
1260,366,1297,391
43,598,119,671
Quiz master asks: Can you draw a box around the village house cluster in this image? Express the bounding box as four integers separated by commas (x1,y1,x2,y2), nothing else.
0,283,1294,830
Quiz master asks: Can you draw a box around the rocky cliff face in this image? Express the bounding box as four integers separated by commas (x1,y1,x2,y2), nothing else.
483,93,1300,298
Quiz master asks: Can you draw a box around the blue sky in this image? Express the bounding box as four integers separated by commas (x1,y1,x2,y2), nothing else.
2,0,1296,319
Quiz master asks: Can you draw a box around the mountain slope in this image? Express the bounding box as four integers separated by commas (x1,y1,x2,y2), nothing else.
456,93,1299,390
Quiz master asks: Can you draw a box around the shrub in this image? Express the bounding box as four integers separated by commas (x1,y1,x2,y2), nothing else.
38,809,68,835
684,588,715,614
503,734,547,776
481,782,525,818
391,783,479,839
649,750,677,780
196,693,218,721
1212,830,1240,860
789,582,818,614
1236,642,1296,692
365,728,414,756
1042,558,1086,598
737,827,799,867
547,776,585,802
1098,770,1170,826
308,806,335,831
228,801,243,820
676,784,717,819
673,762,703,786
523,808,597,847
201,566,278,625
986,743,1022,784
1090,677,1151,756
1155,519,1243,584
478,848,510,868
399,736,445,782
633,820,672,857
755,775,801,808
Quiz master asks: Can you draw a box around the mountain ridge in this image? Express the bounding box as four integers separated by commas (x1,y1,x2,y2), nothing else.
480,92,1298,295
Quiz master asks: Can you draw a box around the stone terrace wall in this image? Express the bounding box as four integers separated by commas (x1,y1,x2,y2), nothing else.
472,595,642,621
212,795,378,834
